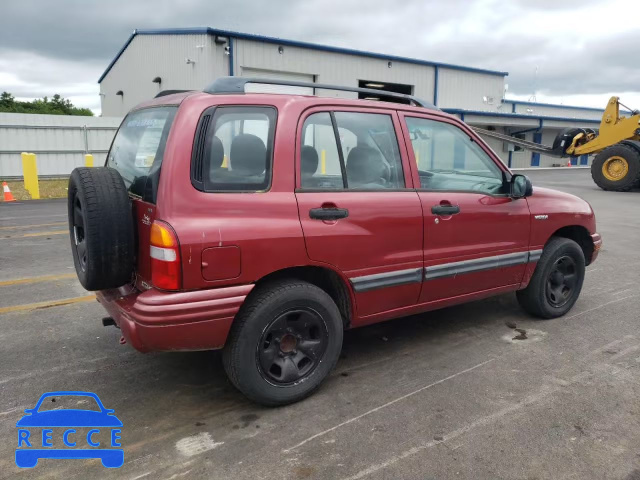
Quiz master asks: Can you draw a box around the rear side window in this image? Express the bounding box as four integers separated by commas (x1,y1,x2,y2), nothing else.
194,106,276,192
300,111,405,190
107,106,176,202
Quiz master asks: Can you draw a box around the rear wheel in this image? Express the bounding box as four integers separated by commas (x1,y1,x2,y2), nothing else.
591,144,640,191
516,237,585,319
222,280,343,406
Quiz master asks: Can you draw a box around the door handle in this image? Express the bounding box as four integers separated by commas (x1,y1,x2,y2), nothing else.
309,207,349,220
431,204,460,215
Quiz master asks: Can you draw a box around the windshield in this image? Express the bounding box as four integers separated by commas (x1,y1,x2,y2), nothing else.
107,106,177,202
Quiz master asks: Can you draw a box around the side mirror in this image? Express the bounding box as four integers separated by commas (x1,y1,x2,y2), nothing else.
510,174,533,198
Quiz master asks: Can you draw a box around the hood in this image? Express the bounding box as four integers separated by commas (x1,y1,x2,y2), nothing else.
528,186,593,215
526,186,596,235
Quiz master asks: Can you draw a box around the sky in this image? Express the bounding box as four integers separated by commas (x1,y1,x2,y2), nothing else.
0,0,638,116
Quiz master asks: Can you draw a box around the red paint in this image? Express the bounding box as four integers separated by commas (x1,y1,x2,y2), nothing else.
97,91,600,353
201,246,241,281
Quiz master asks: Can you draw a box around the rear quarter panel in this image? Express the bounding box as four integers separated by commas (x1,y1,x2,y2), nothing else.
153,94,322,290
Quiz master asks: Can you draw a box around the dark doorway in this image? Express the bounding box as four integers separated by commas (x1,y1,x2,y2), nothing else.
358,80,414,104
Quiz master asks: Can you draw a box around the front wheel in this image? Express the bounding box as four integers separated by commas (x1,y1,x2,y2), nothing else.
591,144,640,191
222,280,343,406
516,237,585,319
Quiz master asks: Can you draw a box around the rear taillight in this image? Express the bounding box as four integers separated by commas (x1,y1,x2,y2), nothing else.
150,221,181,290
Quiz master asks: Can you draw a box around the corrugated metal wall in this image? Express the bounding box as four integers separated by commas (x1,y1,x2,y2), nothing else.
234,38,436,101
0,113,121,178
437,68,505,110
100,34,229,117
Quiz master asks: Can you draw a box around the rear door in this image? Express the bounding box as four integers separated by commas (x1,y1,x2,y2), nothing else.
295,108,423,320
106,106,177,286
399,113,531,303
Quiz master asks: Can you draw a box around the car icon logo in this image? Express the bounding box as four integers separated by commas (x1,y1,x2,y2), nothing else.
15,391,123,468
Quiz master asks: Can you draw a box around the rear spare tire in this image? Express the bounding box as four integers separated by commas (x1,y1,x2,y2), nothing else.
68,167,135,290
590,144,640,191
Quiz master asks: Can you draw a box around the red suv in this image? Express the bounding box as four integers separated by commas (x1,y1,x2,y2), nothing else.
68,78,601,406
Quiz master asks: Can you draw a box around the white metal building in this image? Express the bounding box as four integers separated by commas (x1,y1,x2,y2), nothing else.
98,27,629,168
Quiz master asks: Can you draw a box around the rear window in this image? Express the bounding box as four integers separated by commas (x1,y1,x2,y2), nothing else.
192,106,276,192
106,106,177,202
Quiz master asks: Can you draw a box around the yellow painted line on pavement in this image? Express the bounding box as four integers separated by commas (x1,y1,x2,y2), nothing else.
4,230,67,238
0,273,77,287
0,295,96,314
0,222,66,231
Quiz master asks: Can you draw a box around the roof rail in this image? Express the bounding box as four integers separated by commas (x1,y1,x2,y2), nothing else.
204,77,436,109
154,89,192,98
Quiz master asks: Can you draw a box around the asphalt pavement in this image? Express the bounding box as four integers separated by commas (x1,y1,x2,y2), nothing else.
1,169,639,480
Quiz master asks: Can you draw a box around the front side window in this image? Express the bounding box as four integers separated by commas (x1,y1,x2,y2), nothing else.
201,106,276,191
300,111,404,190
107,106,176,202
405,116,505,194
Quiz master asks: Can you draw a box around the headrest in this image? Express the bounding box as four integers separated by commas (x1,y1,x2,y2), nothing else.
301,146,319,176
209,136,224,169
346,146,387,186
230,134,266,176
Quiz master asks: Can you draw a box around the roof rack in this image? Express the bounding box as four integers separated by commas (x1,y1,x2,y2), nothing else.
154,89,192,98
203,77,436,109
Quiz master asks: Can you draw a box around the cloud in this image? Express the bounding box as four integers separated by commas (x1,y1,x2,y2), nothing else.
0,0,638,114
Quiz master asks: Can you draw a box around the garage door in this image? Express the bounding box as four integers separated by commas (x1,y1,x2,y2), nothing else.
241,68,314,95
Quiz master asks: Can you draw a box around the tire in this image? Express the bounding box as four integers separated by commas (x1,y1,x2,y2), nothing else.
222,280,343,406
590,144,640,191
516,237,585,319
67,167,135,291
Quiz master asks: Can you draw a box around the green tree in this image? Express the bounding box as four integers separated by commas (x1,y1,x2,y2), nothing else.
0,92,93,116
0,91,15,109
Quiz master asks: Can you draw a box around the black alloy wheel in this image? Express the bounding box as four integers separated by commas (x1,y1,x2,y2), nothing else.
516,236,585,319
257,308,328,385
545,255,578,308
222,280,343,406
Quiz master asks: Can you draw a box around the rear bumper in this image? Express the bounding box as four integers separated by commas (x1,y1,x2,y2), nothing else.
97,284,254,353
590,233,602,264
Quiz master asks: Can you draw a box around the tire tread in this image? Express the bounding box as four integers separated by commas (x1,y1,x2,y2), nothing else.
222,279,342,406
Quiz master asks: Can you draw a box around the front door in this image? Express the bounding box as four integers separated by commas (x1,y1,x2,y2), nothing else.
295,108,423,319
400,113,531,304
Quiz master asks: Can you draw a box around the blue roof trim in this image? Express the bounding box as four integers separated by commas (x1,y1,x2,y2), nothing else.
98,27,508,83
443,108,602,124
503,98,631,114
98,30,138,83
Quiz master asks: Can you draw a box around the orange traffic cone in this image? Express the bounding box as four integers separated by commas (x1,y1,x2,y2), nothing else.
2,182,16,202
567,159,572,167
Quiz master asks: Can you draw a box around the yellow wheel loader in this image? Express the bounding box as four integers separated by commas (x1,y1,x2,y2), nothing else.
474,97,640,191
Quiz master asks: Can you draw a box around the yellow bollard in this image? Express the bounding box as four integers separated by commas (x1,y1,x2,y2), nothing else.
321,150,326,174
222,155,228,168
21,152,40,200
84,154,94,167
